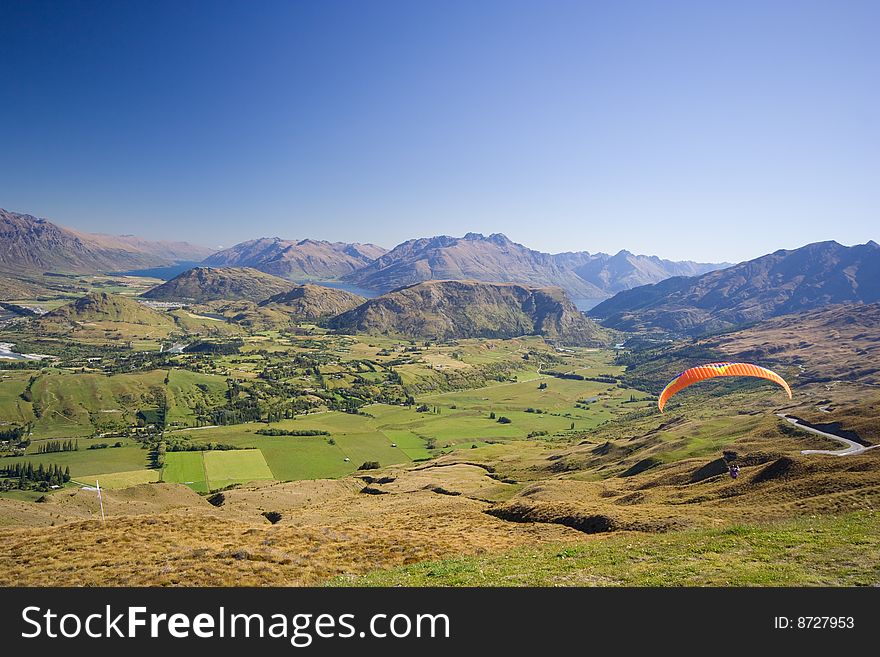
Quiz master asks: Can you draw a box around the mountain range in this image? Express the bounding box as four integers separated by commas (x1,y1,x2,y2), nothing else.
589,240,880,335
202,237,387,281
0,208,213,273
0,208,727,301
340,232,725,298
7,207,879,343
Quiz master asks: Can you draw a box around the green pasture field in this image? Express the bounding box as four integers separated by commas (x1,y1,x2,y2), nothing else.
129,340,162,352
241,435,354,481
0,488,47,502
202,449,273,488
0,371,33,424
162,451,208,492
168,310,243,336
380,430,432,459
3,443,150,478
333,432,411,468
166,424,354,480
28,370,168,437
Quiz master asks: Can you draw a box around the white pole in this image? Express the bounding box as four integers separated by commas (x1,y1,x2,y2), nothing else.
96,479,105,522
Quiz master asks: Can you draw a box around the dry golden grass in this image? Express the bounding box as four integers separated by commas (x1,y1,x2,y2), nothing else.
0,471,584,585
3,435,877,586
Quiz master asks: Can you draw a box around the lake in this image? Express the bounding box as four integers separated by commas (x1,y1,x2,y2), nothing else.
572,298,605,312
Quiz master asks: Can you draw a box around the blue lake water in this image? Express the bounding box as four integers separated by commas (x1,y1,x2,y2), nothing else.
572,298,605,312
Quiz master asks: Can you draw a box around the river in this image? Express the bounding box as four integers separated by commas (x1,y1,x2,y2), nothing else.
0,342,52,361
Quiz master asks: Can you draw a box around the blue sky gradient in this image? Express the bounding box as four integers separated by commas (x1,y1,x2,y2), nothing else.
1,0,877,261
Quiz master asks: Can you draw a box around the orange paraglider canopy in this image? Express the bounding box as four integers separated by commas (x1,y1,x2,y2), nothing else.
657,362,791,412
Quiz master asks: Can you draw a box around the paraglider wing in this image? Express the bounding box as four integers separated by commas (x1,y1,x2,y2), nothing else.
657,362,791,412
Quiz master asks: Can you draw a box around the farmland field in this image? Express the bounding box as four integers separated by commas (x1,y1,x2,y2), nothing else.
202,449,273,489
0,339,660,493
97,469,161,489
162,452,207,492
3,443,150,478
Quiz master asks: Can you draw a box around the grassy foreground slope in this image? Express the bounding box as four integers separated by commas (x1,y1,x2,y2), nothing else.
332,512,880,586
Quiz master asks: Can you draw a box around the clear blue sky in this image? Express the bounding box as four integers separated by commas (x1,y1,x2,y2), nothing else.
1,0,877,262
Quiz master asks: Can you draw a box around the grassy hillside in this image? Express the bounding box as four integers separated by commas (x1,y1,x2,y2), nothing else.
329,280,610,345
332,512,880,586
39,291,173,326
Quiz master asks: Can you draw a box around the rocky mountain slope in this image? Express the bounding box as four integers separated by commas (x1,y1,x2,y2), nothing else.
590,240,880,335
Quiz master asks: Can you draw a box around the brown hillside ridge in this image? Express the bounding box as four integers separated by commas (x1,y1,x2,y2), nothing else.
141,266,294,302
0,208,213,273
705,302,880,386
328,279,609,345
203,237,387,280
0,272,51,300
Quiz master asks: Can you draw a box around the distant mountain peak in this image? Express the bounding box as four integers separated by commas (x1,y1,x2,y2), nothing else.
487,232,513,245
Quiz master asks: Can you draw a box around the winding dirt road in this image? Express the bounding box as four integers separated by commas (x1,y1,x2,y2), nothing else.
776,413,880,457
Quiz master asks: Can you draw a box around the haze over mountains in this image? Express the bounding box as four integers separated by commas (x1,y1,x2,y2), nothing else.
1,209,212,273
590,240,880,335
